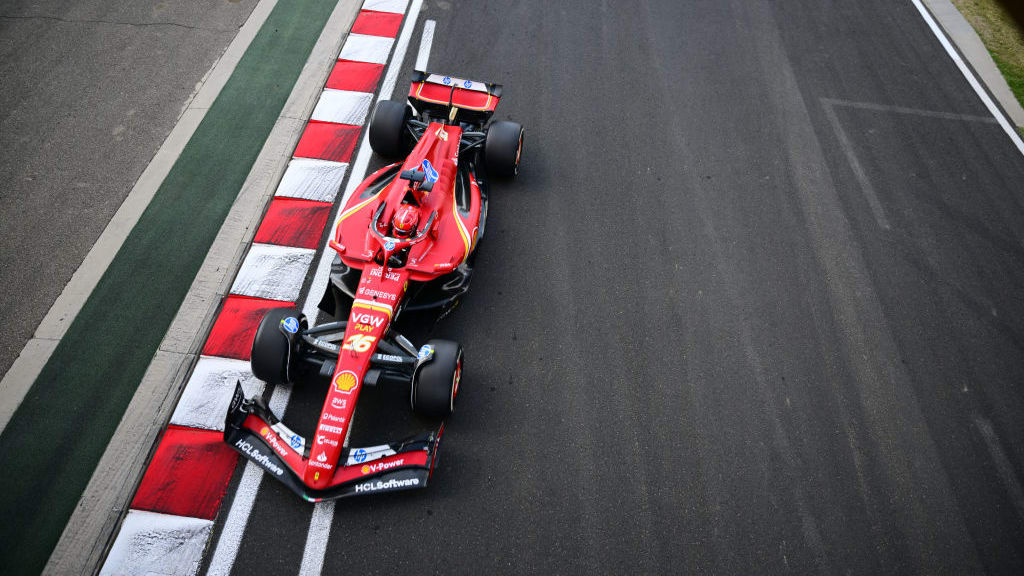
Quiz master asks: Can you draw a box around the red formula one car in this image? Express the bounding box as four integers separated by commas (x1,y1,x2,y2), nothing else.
224,72,523,501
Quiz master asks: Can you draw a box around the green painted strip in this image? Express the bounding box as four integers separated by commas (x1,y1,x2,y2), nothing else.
0,1,337,573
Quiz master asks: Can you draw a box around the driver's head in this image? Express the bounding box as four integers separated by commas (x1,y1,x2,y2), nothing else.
391,204,419,238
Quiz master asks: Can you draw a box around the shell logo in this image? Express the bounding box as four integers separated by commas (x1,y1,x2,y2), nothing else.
260,426,269,436
334,371,358,393
361,465,370,474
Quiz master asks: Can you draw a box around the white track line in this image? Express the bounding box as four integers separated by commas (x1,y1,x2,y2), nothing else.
205,383,292,576
414,20,435,72
296,5,424,575
297,501,336,576
821,99,892,230
910,0,1024,157
303,3,425,323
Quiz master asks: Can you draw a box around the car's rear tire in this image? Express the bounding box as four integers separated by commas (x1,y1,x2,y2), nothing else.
484,121,524,179
411,339,463,419
368,100,412,158
251,308,304,384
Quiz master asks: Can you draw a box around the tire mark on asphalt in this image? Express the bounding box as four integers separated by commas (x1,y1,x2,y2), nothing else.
747,0,984,571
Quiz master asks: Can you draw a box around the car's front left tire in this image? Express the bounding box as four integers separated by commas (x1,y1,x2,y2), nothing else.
250,308,305,385
368,100,412,158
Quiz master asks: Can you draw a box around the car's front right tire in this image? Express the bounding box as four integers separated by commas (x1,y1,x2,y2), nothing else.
484,120,524,179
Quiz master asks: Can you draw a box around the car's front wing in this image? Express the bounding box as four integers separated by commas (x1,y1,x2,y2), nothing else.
223,382,442,502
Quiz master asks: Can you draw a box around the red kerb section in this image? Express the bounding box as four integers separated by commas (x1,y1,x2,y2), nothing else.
202,296,293,360
326,60,385,93
351,10,403,37
293,121,361,163
253,198,332,249
131,426,239,520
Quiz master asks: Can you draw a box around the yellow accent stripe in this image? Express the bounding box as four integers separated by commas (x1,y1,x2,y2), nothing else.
451,177,471,262
353,298,393,318
338,192,381,223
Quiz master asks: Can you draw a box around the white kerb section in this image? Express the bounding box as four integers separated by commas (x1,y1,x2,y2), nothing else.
310,89,374,125
170,356,265,431
100,510,213,576
338,34,395,65
362,0,408,13
276,159,349,203
230,244,315,302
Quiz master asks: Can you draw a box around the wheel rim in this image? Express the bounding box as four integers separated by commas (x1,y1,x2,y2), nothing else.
513,130,523,175
450,353,463,411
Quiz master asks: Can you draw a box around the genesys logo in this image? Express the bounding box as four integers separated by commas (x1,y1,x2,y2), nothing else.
357,286,397,302
330,398,347,411
360,459,404,475
316,435,339,447
319,423,344,434
353,477,419,493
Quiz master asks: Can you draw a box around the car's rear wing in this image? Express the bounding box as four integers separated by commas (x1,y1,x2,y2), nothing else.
408,70,502,124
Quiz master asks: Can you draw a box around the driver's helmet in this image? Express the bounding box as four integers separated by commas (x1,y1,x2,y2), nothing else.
391,204,420,238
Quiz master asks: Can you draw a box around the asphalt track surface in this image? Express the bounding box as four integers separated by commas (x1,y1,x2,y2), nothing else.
207,0,1018,573
0,0,259,377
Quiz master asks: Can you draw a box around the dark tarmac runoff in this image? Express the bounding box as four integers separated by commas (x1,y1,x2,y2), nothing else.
209,0,1024,574
0,0,258,376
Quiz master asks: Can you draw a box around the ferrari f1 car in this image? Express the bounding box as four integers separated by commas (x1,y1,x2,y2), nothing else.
224,71,523,502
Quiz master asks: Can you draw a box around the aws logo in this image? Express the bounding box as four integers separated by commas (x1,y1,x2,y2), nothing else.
334,371,358,393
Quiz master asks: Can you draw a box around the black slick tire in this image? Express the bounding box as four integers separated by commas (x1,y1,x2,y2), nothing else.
484,120,524,179
411,339,463,419
368,100,411,158
250,308,304,385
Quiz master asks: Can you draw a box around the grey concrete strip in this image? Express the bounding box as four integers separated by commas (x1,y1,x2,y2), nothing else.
42,0,363,574
0,0,278,436
923,0,1024,127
